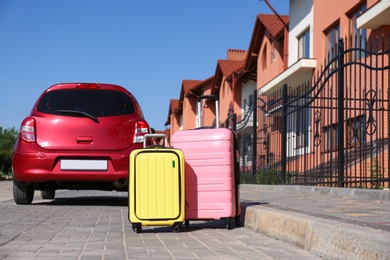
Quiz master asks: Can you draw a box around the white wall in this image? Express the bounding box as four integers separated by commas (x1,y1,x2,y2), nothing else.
289,0,314,66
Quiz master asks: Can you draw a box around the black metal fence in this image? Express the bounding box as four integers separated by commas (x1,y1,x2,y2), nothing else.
234,35,390,189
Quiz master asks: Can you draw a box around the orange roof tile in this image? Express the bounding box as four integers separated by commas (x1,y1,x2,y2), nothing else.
244,14,289,72
182,76,215,99
182,80,203,95
218,60,246,77
192,76,214,90
169,99,180,114
257,14,289,39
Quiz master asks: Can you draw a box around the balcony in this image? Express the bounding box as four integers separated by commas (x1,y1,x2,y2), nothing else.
357,0,390,29
259,58,317,95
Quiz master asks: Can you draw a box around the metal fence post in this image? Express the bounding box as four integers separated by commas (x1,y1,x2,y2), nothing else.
252,89,257,178
387,33,390,189
281,84,288,184
232,113,237,132
337,38,345,187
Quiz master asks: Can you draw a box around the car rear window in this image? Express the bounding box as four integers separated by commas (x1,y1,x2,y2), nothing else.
37,89,135,117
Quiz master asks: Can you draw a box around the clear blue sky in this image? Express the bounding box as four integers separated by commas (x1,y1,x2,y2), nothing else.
0,0,288,131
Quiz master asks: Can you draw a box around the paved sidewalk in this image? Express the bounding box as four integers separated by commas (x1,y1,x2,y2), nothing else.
2,180,390,259
0,180,12,202
240,184,390,259
0,181,321,260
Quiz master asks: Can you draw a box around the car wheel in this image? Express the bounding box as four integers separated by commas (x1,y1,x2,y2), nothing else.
13,181,34,205
41,190,55,200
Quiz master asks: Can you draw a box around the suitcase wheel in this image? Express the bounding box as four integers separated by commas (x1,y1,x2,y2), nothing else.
172,223,182,233
235,215,241,227
222,215,241,230
225,219,232,230
132,224,142,234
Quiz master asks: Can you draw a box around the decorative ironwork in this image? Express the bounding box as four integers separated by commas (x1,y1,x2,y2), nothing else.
234,34,390,189
262,124,268,150
313,111,321,147
365,89,377,135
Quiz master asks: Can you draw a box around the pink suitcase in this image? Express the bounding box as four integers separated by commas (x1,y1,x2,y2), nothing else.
170,95,240,229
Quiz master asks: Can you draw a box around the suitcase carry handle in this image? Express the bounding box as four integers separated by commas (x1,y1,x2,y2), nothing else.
143,134,168,148
197,95,219,128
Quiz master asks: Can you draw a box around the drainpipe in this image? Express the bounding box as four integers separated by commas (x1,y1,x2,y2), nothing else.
232,72,236,115
261,0,289,70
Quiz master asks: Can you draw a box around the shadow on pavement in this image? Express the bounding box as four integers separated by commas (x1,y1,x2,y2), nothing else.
134,219,243,234
34,196,128,207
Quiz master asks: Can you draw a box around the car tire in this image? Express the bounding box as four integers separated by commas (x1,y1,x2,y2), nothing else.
13,181,34,205
41,190,55,200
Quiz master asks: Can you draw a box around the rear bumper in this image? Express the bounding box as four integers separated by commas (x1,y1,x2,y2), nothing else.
14,179,129,191
12,150,132,187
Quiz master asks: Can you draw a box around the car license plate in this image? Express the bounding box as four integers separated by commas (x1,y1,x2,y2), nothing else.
60,160,108,170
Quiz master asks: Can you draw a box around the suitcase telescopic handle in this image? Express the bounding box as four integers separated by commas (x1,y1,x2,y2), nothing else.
143,134,168,148
197,95,220,128
197,95,219,101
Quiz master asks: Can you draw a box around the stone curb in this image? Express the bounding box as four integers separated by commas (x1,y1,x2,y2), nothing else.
241,185,390,260
243,205,390,260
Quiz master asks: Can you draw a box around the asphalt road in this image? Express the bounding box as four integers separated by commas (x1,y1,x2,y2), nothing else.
0,181,320,260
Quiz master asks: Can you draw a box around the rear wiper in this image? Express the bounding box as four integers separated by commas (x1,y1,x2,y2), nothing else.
53,110,99,123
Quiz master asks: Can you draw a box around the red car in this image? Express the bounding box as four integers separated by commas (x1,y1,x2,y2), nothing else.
12,83,150,204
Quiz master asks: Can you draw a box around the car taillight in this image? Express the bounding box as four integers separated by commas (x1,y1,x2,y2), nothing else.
133,120,149,143
21,118,36,143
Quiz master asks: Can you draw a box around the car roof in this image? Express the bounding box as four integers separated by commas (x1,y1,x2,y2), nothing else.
46,83,130,93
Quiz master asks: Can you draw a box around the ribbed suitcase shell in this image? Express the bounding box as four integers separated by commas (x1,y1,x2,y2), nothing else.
129,148,185,232
170,128,240,225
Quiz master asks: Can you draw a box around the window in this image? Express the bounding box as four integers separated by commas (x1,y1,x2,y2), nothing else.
271,115,282,132
347,116,366,147
349,3,367,60
323,123,339,152
325,24,340,66
38,89,135,117
271,42,276,63
296,107,310,148
262,44,268,70
295,88,310,149
290,85,310,149
298,29,310,59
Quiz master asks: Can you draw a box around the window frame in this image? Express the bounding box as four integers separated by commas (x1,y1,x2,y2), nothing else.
298,28,310,59
349,3,367,60
325,23,340,67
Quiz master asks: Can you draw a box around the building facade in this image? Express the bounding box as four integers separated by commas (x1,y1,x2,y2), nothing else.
165,0,390,188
